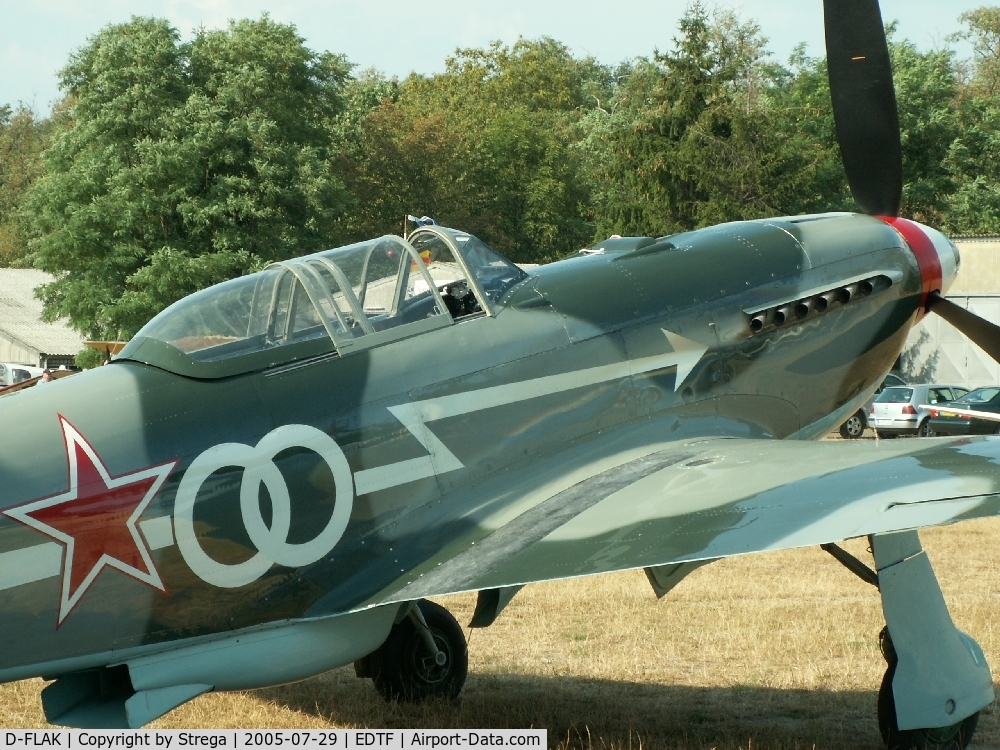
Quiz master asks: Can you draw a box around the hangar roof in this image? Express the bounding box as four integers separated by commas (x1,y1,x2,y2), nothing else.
0,269,84,356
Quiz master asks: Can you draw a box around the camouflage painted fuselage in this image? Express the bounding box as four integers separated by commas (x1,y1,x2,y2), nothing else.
0,213,921,679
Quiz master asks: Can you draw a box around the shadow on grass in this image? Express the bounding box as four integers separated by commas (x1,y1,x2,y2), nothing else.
251,667,923,750
254,669,1000,750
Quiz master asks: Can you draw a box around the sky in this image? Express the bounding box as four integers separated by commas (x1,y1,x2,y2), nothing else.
0,1,985,114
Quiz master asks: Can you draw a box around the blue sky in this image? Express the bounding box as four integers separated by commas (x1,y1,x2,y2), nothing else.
0,1,984,114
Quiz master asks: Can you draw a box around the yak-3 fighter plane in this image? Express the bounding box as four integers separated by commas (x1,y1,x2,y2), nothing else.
3,1,1000,747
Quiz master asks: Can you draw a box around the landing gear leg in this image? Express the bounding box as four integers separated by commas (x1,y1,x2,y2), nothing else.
871,531,994,750
357,599,468,702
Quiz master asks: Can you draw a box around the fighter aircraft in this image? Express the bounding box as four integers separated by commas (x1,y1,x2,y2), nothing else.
1,0,999,747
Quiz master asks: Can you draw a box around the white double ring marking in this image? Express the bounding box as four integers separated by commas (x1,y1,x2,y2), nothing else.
174,424,354,588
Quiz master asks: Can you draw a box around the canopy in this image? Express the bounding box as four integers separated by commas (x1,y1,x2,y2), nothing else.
117,228,526,378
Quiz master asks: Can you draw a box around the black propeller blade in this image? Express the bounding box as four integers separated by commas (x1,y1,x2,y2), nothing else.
824,0,903,216
825,4,1000,368
927,293,1000,364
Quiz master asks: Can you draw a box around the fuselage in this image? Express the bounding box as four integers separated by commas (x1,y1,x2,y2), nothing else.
0,212,955,682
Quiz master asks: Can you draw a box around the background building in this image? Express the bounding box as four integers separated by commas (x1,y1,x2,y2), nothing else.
902,237,1000,388
0,269,84,369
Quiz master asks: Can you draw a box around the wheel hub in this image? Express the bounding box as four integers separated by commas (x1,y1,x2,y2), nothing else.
407,630,452,685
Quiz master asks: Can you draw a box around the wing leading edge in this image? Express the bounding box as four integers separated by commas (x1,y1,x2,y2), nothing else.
374,435,1000,605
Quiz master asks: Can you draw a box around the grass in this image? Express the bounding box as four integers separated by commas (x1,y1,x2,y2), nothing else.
2,516,999,748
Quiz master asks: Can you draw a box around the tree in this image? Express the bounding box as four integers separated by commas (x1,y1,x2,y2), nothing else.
942,8,1000,234
890,38,961,225
25,16,351,339
953,6,1000,96
0,105,54,266
588,4,812,237
334,38,602,263
764,46,853,216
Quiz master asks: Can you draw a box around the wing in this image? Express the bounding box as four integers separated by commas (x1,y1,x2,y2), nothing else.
369,435,1000,606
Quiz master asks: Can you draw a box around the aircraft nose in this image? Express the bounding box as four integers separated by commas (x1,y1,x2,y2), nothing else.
879,217,960,306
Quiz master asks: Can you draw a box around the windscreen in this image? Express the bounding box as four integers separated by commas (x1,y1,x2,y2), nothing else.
448,232,527,303
875,387,913,403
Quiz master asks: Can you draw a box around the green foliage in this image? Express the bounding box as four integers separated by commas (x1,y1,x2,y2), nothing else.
953,7,1000,96
942,8,1000,234
765,46,852,216
587,7,1000,238
25,16,351,339
890,37,961,225
0,105,54,266
943,98,1000,233
333,37,601,263
587,4,818,237
74,345,105,370
9,4,1000,339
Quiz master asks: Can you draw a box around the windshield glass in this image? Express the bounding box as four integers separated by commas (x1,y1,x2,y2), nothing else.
957,388,1000,404
876,387,913,403
419,228,527,304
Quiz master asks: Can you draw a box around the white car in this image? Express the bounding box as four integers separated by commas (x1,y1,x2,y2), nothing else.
839,372,906,438
0,362,43,387
869,384,970,437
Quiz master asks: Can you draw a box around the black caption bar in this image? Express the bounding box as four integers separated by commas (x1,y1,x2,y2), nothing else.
3,730,546,750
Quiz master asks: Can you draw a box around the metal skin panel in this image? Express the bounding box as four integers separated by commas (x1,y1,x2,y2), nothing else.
0,211,981,704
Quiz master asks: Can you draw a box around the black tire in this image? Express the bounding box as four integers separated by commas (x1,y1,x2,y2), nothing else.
369,600,468,702
877,636,979,750
919,420,935,438
840,410,866,439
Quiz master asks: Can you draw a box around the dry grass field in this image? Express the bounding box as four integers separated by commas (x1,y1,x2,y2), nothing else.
2,514,1000,750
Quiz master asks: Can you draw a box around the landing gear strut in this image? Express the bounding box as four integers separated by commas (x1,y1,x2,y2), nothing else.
356,599,468,702
870,532,993,750
824,535,993,748
877,628,980,750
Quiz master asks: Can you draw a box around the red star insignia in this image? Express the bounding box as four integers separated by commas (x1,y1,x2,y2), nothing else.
3,416,177,624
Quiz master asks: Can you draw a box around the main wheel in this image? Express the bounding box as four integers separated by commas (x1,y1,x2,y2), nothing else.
918,420,935,438
840,410,866,439
367,599,468,702
877,631,979,750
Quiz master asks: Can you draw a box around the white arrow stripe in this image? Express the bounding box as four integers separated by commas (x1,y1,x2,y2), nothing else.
140,516,175,550
0,543,62,590
407,330,705,423
353,330,707,495
354,456,438,496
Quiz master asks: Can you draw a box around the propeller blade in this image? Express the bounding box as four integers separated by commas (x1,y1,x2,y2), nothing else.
927,292,1000,364
824,0,902,216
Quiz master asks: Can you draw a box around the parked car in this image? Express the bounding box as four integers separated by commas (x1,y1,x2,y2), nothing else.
838,373,907,438
927,387,1000,436
869,384,970,437
0,362,43,387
